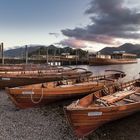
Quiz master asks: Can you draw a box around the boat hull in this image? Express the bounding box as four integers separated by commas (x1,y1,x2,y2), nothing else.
6,83,103,109
89,58,137,66
0,71,92,89
64,102,140,138
0,77,61,89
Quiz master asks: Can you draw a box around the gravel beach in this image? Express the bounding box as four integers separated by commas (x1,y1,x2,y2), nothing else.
0,90,140,140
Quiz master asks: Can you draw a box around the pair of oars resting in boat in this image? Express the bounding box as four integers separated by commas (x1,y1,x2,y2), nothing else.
96,89,137,106
78,84,140,108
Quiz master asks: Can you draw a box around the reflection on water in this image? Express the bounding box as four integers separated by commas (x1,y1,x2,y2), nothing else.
80,59,140,81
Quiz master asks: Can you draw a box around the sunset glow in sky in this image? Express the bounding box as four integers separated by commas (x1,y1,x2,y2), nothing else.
0,0,140,51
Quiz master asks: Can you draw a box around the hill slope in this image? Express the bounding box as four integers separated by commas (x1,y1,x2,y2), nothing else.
4,45,87,58
100,43,140,57
4,45,44,57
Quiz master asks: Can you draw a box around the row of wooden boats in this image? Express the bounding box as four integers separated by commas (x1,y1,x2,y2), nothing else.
0,64,71,71
0,67,93,88
0,64,139,138
6,70,126,109
0,64,58,71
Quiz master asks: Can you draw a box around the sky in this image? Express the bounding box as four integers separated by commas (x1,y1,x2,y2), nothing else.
0,0,140,51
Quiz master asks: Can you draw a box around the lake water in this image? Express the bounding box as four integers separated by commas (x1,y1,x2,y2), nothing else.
80,59,140,81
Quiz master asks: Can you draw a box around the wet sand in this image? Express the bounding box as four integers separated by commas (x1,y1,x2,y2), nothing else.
1,90,140,140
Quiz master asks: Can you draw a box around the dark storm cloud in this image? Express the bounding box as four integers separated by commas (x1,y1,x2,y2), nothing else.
61,0,140,45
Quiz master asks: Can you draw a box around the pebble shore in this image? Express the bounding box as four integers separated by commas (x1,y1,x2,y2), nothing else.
0,90,140,140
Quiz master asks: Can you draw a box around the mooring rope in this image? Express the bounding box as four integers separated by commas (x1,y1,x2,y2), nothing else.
31,88,44,104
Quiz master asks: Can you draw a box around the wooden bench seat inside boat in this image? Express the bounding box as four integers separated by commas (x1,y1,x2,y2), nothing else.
135,92,140,96
129,94,140,102
123,98,136,103
97,90,136,104
75,81,98,85
114,100,128,106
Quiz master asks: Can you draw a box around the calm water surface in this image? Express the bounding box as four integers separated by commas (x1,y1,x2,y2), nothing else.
80,59,140,81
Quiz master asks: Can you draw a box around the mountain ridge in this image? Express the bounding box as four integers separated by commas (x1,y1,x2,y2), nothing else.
4,45,87,58
4,43,140,58
99,43,140,57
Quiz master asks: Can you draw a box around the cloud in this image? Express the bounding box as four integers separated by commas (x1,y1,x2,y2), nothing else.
59,38,87,49
49,32,59,38
61,0,140,45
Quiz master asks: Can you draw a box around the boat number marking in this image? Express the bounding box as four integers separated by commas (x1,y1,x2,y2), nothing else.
88,112,102,116
22,91,34,95
2,78,11,80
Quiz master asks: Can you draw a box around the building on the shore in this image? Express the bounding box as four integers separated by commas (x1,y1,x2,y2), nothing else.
89,51,137,65
61,53,79,59
111,51,137,59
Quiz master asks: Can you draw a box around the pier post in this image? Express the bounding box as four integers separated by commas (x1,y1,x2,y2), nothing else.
87,50,89,65
53,48,56,66
1,42,4,65
25,45,28,64
76,49,78,66
46,47,48,65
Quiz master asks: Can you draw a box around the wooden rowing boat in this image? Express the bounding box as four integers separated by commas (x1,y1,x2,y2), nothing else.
0,68,92,89
89,57,137,65
5,70,125,109
5,79,112,109
64,78,140,138
0,64,60,71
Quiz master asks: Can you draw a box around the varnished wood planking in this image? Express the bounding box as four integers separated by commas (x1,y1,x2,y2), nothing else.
64,79,140,138
6,82,105,109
